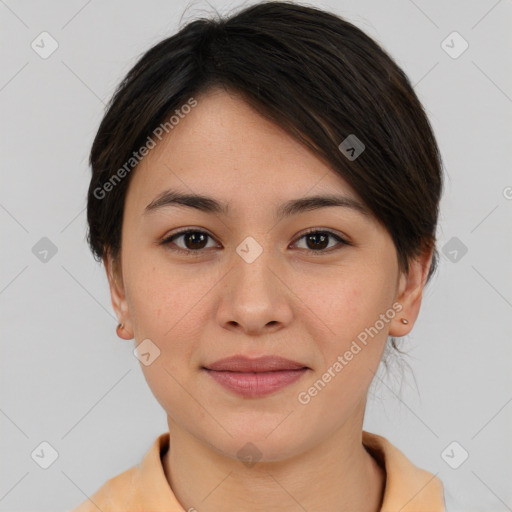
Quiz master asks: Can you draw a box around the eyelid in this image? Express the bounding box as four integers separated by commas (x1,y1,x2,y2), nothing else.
294,227,351,245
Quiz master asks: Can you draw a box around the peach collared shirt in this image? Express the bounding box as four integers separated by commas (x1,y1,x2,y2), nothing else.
71,431,445,511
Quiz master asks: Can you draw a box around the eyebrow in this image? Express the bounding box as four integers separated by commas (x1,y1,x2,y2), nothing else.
144,189,370,219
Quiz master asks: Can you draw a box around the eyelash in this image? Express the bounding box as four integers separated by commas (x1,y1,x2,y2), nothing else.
160,228,351,256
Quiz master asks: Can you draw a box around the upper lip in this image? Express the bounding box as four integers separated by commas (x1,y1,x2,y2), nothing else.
204,356,308,372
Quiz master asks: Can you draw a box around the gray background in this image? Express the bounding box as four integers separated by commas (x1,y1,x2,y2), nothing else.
1,0,511,510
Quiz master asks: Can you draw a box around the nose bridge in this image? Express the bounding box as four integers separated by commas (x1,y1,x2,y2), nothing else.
218,235,292,332
231,235,277,301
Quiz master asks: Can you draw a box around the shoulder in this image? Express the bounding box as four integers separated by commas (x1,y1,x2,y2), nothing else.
69,432,180,511
362,430,445,512
69,465,138,511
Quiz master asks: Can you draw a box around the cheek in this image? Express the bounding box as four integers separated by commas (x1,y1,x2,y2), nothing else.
123,259,210,417
124,253,206,339
124,254,226,377
293,270,395,423
302,267,395,343
294,259,398,408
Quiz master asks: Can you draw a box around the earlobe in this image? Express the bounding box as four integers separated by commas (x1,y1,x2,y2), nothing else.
389,248,433,338
116,322,131,340
103,251,134,340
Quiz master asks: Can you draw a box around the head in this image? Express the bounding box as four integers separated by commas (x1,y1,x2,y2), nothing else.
86,1,443,461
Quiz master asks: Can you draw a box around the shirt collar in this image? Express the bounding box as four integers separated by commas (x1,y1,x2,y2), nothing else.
362,430,445,511
94,430,445,511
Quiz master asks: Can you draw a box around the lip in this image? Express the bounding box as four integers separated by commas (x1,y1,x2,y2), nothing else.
205,355,307,372
202,356,309,398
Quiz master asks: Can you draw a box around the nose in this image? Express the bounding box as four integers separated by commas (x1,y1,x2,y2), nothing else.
216,248,294,336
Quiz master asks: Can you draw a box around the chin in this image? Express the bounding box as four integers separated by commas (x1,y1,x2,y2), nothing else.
203,424,313,465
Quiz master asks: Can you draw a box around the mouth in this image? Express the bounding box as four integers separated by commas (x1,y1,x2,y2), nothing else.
202,355,309,398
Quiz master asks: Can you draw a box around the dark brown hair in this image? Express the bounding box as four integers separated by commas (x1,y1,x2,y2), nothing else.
87,0,443,289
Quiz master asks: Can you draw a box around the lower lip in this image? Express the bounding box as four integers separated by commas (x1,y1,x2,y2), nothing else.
204,368,308,397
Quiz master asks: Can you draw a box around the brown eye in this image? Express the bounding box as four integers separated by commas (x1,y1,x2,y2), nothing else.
162,229,217,254
293,230,349,253
161,228,350,257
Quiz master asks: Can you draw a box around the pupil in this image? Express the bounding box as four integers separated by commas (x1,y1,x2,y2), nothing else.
186,232,207,250
307,233,328,250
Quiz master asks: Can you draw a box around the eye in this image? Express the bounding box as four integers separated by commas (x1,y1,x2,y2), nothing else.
161,228,351,256
292,229,350,254
161,229,218,255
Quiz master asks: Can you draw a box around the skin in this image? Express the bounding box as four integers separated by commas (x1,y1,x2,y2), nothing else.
104,87,433,512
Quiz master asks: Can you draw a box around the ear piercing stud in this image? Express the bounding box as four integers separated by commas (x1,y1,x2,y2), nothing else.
400,318,409,325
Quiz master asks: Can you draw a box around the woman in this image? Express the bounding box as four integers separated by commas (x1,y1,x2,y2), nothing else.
73,1,445,510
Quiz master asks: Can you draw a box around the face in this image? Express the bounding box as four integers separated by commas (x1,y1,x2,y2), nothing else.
106,87,431,461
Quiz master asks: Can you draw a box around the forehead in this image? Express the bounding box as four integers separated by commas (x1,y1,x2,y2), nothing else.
125,88,361,213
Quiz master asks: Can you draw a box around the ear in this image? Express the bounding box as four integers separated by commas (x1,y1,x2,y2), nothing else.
389,247,434,338
103,250,133,340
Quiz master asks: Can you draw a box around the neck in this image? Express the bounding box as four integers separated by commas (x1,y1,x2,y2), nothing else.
162,420,385,512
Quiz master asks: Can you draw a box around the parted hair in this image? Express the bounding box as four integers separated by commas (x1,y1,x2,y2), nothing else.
87,0,443,290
